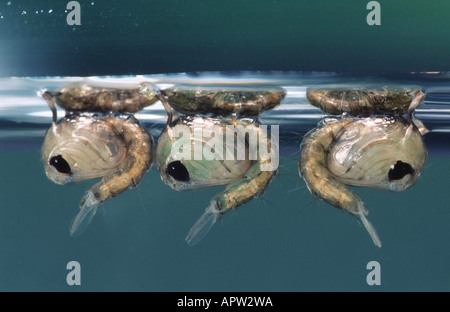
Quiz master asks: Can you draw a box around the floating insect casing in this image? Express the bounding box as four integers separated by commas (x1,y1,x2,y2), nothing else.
155,115,278,245
43,82,158,119
306,86,423,116
158,84,286,116
41,112,154,236
298,115,427,247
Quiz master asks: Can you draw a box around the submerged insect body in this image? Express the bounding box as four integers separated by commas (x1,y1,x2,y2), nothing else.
300,87,428,247
156,115,278,245
42,81,429,247
141,83,283,245
42,112,153,236
325,117,426,191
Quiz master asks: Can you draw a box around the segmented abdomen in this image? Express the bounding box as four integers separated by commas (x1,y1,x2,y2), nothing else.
161,86,286,116
306,88,420,115
90,114,153,203
49,84,158,113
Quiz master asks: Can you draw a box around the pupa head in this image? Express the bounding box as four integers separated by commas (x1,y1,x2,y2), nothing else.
327,117,427,192
155,116,253,191
41,114,128,185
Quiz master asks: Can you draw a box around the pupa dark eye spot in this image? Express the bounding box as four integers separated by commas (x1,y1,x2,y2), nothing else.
49,155,72,174
166,160,190,182
388,160,414,181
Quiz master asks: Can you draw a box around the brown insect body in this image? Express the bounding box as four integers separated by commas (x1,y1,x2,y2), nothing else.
44,83,158,117
306,87,421,116
160,85,286,116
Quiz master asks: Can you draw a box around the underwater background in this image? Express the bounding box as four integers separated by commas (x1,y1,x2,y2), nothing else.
0,0,449,292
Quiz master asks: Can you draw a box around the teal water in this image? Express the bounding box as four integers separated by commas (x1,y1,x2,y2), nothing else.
1,0,450,76
0,150,449,291
0,73,449,291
